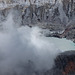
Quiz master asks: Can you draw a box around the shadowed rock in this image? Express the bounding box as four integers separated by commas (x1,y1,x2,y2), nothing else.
45,51,75,75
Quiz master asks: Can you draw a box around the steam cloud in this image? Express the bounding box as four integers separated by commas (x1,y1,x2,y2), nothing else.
0,13,61,75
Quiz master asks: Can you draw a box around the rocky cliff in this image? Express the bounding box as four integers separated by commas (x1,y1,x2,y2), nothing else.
0,0,75,42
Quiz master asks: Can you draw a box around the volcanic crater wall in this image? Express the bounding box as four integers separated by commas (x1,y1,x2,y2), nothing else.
0,0,75,42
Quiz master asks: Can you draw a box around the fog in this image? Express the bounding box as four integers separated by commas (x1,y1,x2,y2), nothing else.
0,13,75,75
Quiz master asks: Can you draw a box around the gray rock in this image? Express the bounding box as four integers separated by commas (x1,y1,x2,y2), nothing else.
0,0,75,42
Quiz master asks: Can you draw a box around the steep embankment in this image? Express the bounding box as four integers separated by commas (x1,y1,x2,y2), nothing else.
0,0,75,42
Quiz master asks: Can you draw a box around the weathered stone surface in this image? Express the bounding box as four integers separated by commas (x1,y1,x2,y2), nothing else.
0,0,75,42
45,51,75,75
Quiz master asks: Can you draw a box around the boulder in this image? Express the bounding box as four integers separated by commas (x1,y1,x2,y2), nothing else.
45,51,75,75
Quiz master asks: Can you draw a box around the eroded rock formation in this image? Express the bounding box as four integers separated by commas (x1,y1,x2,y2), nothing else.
0,0,75,42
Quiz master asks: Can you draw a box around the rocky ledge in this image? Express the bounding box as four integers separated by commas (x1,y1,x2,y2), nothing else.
45,51,75,75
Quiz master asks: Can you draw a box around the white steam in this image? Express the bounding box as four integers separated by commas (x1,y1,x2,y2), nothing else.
0,14,60,74
0,13,75,74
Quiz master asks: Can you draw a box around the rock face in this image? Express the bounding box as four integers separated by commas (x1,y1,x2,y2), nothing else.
0,0,75,42
45,51,75,75
0,0,75,25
